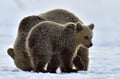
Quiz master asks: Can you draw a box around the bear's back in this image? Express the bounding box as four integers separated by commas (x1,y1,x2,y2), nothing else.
26,21,65,51
29,21,64,36
18,16,46,33
39,9,83,24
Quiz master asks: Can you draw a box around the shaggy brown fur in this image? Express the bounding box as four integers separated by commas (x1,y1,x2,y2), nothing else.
38,9,93,72
26,21,94,73
39,9,83,24
7,15,46,71
7,9,94,72
73,47,89,70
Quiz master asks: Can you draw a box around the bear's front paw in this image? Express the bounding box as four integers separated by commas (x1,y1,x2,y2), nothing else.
48,70,56,73
70,69,78,72
62,69,78,73
33,69,48,73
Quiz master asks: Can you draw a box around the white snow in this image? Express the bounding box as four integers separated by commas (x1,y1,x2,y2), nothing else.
0,0,120,79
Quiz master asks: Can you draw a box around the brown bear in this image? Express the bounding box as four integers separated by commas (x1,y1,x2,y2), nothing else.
38,9,92,72
26,21,94,73
38,9,92,71
7,15,46,71
7,9,94,72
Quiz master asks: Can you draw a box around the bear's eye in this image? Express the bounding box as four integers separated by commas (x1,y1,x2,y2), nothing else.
85,36,89,39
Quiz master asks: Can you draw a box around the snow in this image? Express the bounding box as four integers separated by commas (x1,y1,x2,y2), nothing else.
0,0,120,79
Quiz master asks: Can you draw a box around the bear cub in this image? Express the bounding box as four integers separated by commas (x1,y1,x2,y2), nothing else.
26,21,94,73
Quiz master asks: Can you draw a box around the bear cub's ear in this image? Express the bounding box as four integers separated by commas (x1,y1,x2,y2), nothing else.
89,23,94,30
76,22,83,32
7,48,14,59
65,22,76,32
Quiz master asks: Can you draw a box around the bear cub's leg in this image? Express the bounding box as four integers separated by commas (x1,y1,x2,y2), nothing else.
60,48,77,73
31,48,52,73
47,54,60,73
31,56,48,73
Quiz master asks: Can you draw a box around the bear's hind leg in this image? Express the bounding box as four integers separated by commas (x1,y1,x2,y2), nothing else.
74,47,89,71
73,55,85,71
30,48,52,73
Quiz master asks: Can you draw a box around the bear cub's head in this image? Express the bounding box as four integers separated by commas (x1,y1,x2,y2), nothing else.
64,22,94,48
75,22,94,48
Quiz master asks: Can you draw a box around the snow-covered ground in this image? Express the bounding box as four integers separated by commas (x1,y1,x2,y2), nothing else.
0,0,120,79
0,46,120,79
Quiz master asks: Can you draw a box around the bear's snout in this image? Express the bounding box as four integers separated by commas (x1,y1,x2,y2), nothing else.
89,43,93,47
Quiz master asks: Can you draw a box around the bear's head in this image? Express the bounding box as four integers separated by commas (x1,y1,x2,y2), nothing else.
7,48,32,71
63,22,94,48
75,22,94,48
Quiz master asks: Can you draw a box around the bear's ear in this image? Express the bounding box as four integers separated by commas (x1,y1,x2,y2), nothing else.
7,48,14,59
76,22,83,32
89,23,94,30
65,22,76,32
